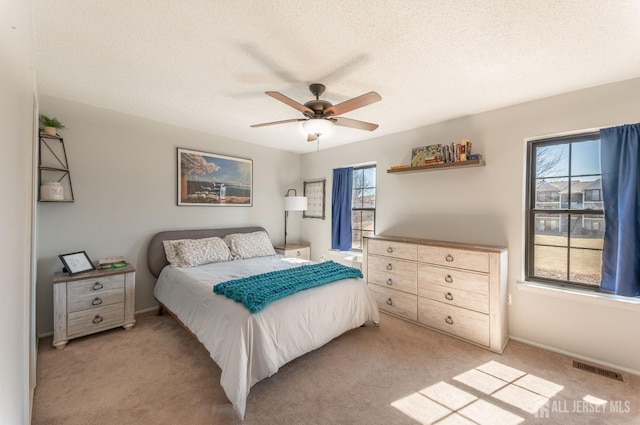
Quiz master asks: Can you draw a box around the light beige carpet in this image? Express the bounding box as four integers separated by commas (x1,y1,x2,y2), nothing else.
33,311,639,424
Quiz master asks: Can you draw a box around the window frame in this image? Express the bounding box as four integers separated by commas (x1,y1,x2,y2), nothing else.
351,164,376,251
525,131,606,291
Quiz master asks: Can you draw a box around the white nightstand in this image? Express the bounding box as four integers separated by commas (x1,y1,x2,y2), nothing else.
52,265,136,349
273,243,311,260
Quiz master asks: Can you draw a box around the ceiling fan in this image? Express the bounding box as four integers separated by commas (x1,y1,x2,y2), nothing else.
250,83,381,142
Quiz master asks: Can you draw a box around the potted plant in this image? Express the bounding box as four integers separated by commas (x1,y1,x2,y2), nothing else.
39,114,66,136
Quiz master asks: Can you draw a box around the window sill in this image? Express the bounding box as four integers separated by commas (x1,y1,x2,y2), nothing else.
518,280,640,312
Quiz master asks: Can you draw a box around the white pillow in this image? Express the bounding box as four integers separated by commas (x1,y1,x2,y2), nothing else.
175,237,233,267
163,239,187,267
223,231,276,260
163,237,233,267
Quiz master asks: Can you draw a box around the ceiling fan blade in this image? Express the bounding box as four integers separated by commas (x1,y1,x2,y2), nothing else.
333,117,379,131
250,118,306,128
307,133,319,142
266,91,314,116
323,91,381,117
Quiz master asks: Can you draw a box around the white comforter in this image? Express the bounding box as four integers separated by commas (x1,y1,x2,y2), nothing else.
154,256,380,419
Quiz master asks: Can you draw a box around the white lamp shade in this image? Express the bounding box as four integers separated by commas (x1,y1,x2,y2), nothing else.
284,196,308,211
302,118,334,136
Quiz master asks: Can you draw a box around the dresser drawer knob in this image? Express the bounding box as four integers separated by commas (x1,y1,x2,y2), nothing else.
445,274,453,283
386,278,393,285
387,247,394,253
92,282,104,291
445,292,454,301
445,254,454,262
445,316,454,325
91,297,103,306
386,298,393,306
386,263,393,270
92,315,104,324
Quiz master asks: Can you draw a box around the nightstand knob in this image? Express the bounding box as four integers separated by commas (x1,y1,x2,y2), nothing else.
92,315,104,324
445,316,454,325
296,250,301,257
92,297,103,306
92,282,104,291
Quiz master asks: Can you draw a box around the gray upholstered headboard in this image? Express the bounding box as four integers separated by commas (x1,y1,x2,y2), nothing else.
147,226,267,278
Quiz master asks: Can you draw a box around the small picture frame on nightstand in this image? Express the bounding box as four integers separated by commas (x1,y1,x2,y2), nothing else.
59,251,96,275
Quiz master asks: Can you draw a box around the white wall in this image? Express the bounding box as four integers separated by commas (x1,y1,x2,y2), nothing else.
300,77,640,374
36,96,303,335
1,0,36,423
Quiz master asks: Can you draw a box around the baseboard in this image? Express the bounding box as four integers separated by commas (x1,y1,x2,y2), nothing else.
509,335,640,377
136,306,159,315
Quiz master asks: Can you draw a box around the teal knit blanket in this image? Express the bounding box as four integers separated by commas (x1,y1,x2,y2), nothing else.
213,260,363,313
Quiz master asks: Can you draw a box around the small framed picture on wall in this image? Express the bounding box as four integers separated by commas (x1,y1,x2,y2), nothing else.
303,179,326,219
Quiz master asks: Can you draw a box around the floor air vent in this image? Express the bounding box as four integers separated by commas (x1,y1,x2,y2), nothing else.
573,360,623,381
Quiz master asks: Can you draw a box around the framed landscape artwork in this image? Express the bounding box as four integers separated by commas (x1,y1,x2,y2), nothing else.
177,148,252,206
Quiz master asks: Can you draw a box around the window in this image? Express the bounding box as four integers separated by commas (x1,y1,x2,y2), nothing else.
525,133,604,289
351,165,376,250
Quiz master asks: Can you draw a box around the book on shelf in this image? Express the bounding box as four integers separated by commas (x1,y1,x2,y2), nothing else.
98,256,127,269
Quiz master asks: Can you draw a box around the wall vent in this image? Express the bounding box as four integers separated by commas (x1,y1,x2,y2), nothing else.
573,360,623,381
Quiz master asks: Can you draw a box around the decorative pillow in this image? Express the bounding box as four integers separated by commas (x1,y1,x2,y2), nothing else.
163,239,188,267
223,231,276,260
175,237,233,267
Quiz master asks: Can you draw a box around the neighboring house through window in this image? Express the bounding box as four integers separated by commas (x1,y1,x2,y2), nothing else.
351,165,376,251
525,132,604,289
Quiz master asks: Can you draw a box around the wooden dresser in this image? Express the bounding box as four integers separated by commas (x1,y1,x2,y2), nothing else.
53,265,136,348
364,235,508,353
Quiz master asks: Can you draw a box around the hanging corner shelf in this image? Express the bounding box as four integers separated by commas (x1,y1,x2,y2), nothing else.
387,159,485,174
38,131,75,202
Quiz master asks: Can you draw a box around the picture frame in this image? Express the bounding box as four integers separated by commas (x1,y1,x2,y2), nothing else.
59,251,96,276
303,179,326,219
177,148,253,206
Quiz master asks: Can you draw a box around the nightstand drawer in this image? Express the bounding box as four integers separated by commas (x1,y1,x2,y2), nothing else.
418,297,490,347
67,274,124,298
67,288,125,313
274,245,310,260
369,284,417,321
67,303,125,337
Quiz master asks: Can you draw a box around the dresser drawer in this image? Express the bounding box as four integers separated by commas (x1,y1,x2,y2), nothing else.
418,298,490,347
418,245,489,273
418,283,489,314
369,284,417,321
67,274,125,298
368,239,417,261
418,264,489,294
67,302,125,337
368,255,417,294
67,288,125,313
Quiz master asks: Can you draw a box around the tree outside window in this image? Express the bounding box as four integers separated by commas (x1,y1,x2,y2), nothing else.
351,165,376,250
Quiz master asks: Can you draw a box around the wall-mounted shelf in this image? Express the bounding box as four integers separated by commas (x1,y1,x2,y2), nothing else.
387,159,485,174
39,132,75,202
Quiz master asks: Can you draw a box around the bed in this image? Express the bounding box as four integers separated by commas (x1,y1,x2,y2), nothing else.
147,227,380,420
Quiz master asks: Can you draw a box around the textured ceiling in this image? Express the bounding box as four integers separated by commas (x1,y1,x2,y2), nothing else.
33,1,640,153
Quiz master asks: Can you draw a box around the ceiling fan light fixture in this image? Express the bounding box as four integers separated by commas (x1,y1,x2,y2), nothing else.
302,118,334,136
